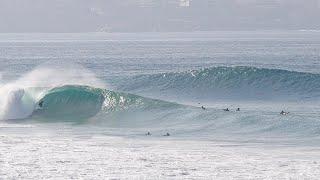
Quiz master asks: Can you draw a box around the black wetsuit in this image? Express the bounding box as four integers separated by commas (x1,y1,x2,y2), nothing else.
38,101,43,108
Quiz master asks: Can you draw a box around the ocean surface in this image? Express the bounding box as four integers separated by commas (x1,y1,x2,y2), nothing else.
1,31,320,179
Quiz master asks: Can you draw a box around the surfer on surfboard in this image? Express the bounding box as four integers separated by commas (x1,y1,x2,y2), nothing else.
280,111,289,115
145,132,151,136
38,100,44,108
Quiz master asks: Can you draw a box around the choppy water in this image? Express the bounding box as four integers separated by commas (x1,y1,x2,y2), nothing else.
1,31,320,179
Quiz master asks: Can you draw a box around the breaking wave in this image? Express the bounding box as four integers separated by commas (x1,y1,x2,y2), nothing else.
1,66,320,140
34,85,105,120
0,85,179,121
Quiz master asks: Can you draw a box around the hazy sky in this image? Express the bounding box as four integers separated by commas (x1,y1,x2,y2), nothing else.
0,0,320,32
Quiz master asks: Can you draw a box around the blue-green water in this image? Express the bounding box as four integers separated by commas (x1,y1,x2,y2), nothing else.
1,31,320,142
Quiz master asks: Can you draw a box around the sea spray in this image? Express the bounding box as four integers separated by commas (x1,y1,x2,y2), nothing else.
0,64,105,120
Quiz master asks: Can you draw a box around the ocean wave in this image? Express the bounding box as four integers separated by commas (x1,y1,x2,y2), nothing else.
0,85,179,121
1,67,320,139
33,85,105,120
116,66,320,101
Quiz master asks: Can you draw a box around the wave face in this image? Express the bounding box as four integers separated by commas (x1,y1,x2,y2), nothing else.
34,86,105,120
0,85,179,121
116,66,320,101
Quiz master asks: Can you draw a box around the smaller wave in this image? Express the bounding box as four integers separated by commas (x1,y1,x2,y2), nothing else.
116,66,320,102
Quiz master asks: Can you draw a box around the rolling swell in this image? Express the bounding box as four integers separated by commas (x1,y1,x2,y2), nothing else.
116,66,320,101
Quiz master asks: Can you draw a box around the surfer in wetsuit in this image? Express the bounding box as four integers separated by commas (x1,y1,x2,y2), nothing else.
145,132,151,136
201,106,206,110
223,108,230,112
236,108,240,111
280,111,289,115
38,100,44,108
164,132,170,136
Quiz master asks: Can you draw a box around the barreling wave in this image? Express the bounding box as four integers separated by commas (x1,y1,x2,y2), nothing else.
1,67,320,140
1,84,320,140
116,66,320,101
0,85,179,121
33,85,105,120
